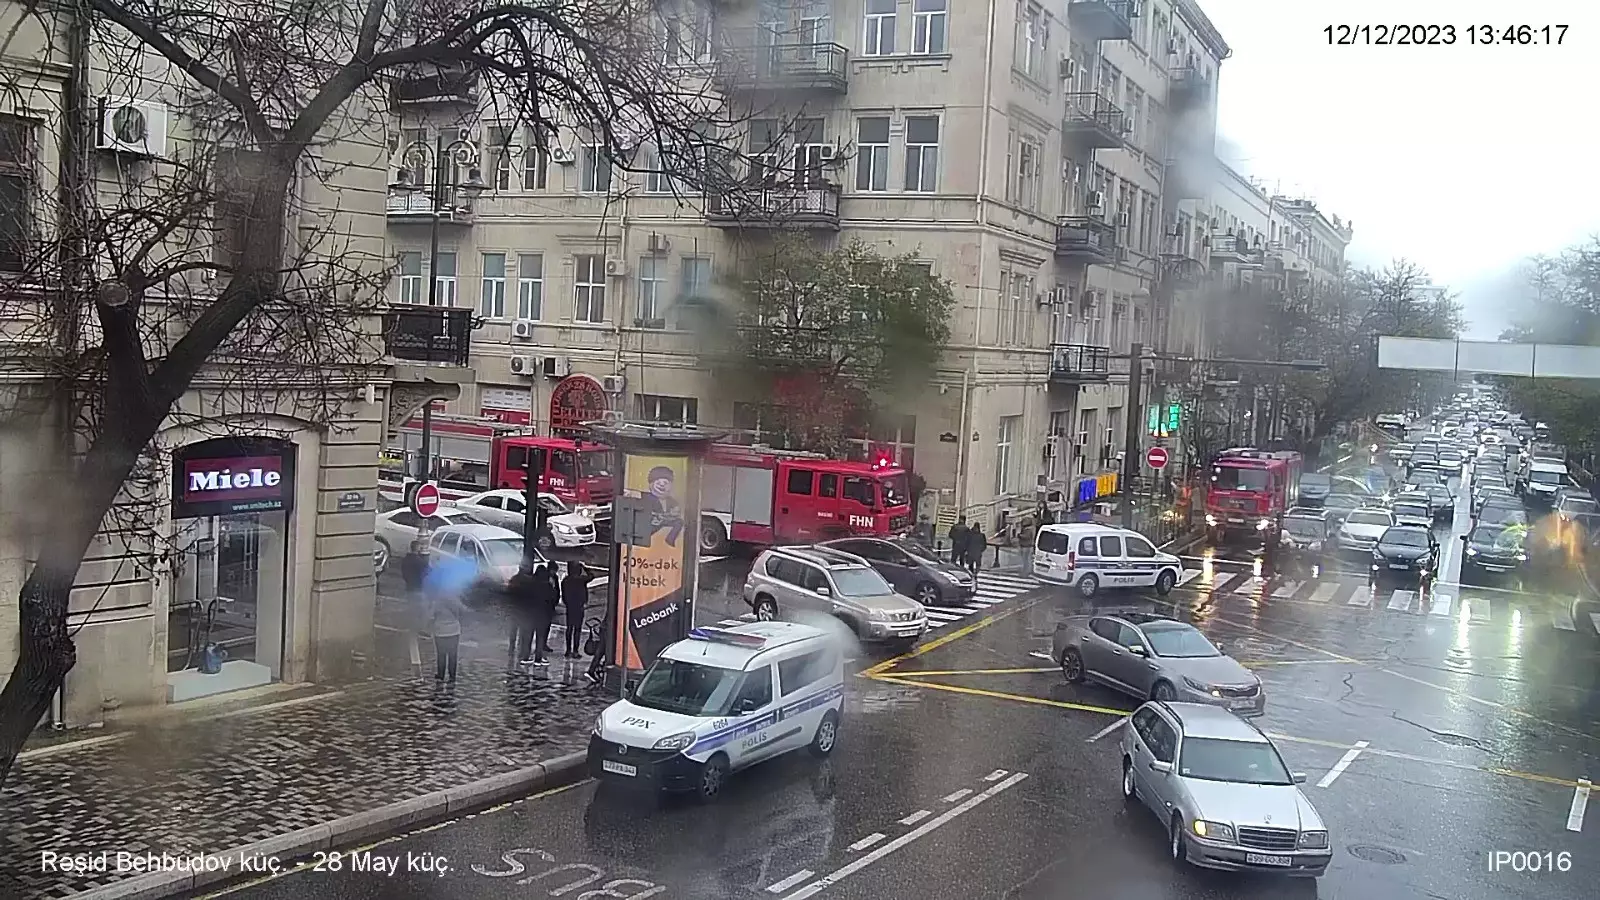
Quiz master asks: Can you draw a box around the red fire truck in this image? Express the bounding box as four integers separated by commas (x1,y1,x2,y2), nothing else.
698,445,913,554
1204,448,1303,543
384,415,615,514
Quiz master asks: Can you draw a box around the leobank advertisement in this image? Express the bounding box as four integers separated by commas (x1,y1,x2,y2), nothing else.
615,453,692,670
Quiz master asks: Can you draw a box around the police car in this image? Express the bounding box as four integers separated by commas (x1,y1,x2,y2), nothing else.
1032,523,1184,599
587,622,844,800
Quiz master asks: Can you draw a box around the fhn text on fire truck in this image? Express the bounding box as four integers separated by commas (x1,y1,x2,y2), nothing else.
382,414,914,554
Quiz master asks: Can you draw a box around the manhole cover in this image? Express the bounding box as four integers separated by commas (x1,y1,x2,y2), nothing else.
1349,845,1407,865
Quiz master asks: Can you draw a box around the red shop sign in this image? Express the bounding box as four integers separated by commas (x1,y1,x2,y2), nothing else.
549,375,609,436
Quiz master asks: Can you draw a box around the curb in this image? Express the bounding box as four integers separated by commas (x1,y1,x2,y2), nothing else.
67,751,590,900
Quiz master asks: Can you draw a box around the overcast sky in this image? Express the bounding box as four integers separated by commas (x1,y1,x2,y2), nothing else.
1200,0,1599,336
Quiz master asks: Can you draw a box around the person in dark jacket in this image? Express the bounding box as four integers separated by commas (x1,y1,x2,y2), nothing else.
562,563,589,658
529,563,560,665
399,540,431,672
948,516,970,568
964,524,987,574
505,569,540,672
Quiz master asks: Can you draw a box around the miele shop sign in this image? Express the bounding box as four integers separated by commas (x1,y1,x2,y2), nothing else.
171,437,297,519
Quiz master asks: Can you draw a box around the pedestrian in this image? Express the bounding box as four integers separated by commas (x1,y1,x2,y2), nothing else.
948,516,970,568
505,567,539,671
965,523,987,575
426,577,469,685
1037,503,1055,527
562,562,589,658
585,604,612,686
399,539,430,669
530,562,560,665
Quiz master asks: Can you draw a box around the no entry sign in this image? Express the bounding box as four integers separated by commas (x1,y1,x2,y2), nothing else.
1145,447,1169,470
410,481,441,517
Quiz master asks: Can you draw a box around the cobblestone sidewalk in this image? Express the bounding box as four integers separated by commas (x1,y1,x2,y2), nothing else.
0,608,611,898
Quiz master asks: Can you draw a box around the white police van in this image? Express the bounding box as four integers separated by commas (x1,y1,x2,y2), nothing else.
1032,522,1184,599
587,622,844,800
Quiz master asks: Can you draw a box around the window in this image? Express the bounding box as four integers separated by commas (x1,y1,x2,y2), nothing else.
778,649,835,696
912,0,947,54
516,254,543,319
579,144,611,193
787,468,815,495
1010,133,1042,210
1088,618,1118,641
488,126,515,191
903,115,940,192
663,11,713,65
0,117,28,270
431,251,457,306
1125,87,1143,146
642,145,673,194
677,257,711,329
994,415,1020,495
635,393,698,424
213,148,265,268
396,252,423,304
1077,536,1098,557
1098,535,1123,557
843,477,875,505
522,128,549,190
863,0,896,56
637,255,665,325
573,254,606,323
1125,537,1156,558
855,117,890,191
1016,3,1047,78
479,252,507,317
818,473,839,498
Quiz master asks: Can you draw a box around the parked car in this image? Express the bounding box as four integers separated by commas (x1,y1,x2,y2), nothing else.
426,523,543,590
1054,612,1264,716
820,536,975,607
374,506,493,573
743,545,927,648
451,488,598,550
1371,526,1438,585
1119,702,1330,877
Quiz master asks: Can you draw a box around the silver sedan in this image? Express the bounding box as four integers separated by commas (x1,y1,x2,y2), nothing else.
1053,612,1264,716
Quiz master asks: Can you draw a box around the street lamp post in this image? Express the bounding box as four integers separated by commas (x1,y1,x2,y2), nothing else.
389,135,486,482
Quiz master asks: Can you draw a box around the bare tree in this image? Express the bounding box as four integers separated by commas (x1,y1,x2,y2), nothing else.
0,0,768,787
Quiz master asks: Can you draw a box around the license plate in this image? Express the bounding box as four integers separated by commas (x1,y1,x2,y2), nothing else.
1245,853,1292,867
601,760,637,777
1228,699,1254,710
1390,563,1410,569
1228,517,1245,524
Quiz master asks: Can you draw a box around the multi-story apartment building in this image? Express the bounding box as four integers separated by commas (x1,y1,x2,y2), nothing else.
0,3,390,722
388,0,1229,534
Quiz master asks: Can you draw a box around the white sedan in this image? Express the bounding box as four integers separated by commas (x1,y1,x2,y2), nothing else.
450,489,598,551
374,506,492,574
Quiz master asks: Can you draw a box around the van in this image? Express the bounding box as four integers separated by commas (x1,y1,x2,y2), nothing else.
587,622,844,800
1525,461,1569,506
1033,523,1184,599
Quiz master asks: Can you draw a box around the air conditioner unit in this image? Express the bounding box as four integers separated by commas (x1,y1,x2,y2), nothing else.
1086,190,1106,209
1058,57,1078,80
646,233,670,254
96,97,168,157
549,147,576,164
601,374,626,394
600,409,625,424
815,145,838,163
604,259,626,278
541,355,571,379
509,354,536,376
511,320,536,340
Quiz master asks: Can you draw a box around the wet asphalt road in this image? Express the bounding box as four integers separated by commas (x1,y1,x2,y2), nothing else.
212,471,1600,900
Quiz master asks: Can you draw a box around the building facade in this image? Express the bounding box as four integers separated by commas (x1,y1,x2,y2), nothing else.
0,3,390,723
387,0,1230,537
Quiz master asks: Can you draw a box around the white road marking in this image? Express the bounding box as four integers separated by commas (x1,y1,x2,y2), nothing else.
1233,577,1265,596
1553,607,1577,631
781,773,1029,900
849,833,887,851
1387,589,1415,612
898,809,932,826
766,870,815,893
1309,582,1341,604
1087,717,1128,743
1208,572,1241,593
1271,580,1302,599
1429,589,1454,616
1028,651,1054,661
1177,568,1203,586
1568,779,1591,832
923,610,961,623
1347,586,1373,607
1589,612,1600,635
942,788,973,803
1461,596,1490,623
984,769,1010,782
1317,740,1370,788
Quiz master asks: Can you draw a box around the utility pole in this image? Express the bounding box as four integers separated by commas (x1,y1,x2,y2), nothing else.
1121,341,1144,529
521,447,548,572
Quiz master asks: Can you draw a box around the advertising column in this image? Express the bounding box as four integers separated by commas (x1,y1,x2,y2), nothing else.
613,451,701,673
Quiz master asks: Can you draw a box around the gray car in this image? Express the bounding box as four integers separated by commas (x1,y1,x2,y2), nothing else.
743,545,928,648
1053,613,1264,716
1120,701,1331,877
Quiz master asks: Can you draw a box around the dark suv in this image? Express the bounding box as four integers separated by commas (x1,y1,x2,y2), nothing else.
820,536,976,607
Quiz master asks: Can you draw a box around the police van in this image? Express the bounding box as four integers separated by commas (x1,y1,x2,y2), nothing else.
587,622,844,800
1032,522,1184,599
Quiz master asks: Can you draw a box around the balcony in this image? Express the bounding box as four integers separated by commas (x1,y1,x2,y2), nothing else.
386,192,475,225
382,305,474,367
1049,343,1112,385
1067,0,1137,44
705,182,840,230
1208,232,1258,265
720,42,849,94
389,66,480,106
1055,216,1117,264
1168,66,1211,109
1062,93,1128,149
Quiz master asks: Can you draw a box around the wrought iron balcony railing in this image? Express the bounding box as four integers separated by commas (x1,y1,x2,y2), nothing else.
1062,92,1128,148
382,304,474,367
1049,343,1113,383
722,41,850,92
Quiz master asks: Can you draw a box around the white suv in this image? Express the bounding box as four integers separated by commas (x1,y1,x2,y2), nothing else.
743,546,928,648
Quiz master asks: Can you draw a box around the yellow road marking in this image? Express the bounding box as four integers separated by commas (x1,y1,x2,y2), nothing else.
862,595,1044,676
886,666,1059,677
875,673,1587,790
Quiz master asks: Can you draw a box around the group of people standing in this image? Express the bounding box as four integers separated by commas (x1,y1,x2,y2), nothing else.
945,516,989,573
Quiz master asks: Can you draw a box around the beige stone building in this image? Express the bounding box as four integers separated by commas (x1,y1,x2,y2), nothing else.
0,3,390,722
387,0,1229,537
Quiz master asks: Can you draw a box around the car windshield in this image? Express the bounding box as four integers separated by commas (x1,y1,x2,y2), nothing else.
881,474,909,508
1347,511,1391,527
1299,474,1331,489
1392,504,1430,520
1473,526,1525,550
481,537,526,567
1283,518,1322,538
1177,737,1294,786
1564,499,1599,513
630,658,743,717
578,450,614,479
1325,494,1360,509
1213,466,1269,492
1530,470,1563,485
1382,528,1430,547
1141,624,1220,658
830,567,893,597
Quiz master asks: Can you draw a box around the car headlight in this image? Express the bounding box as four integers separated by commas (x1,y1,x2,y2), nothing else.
1181,675,1219,697
940,569,963,583
1256,519,1270,531
1205,514,1218,526
553,522,575,533
1466,547,1478,556
592,714,605,736
1192,820,1235,841
1298,830,1330,849
1517,553,1528,561
652,732,696,752
868,608,890,621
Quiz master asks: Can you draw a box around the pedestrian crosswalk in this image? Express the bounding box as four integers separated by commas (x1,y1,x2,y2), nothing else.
704,573,1044,635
